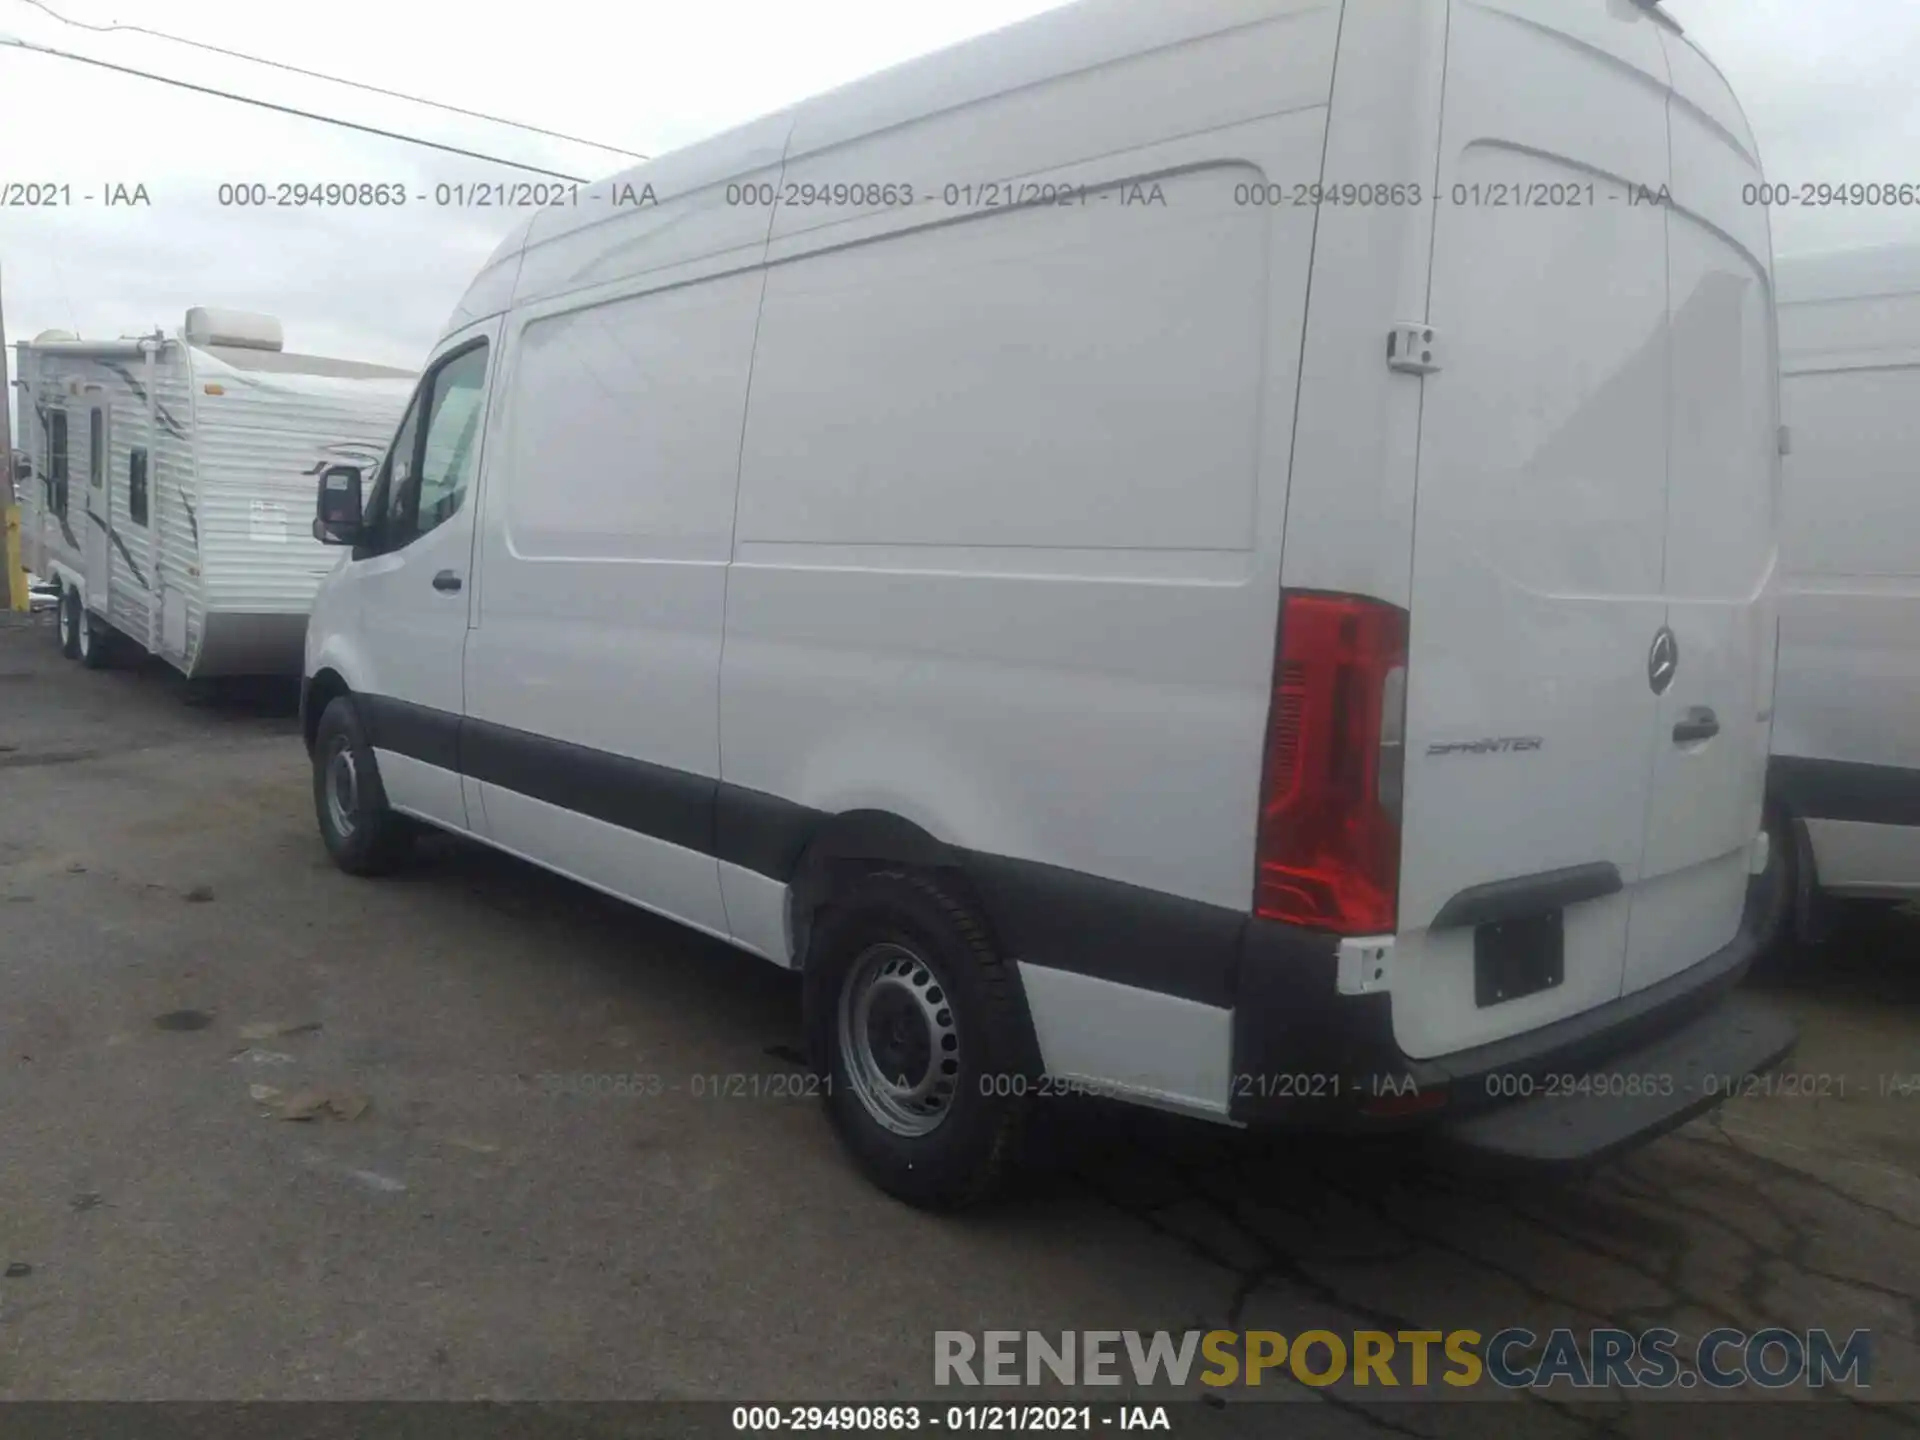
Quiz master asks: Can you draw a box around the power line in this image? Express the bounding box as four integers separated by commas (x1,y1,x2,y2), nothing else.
0,35,592,182
16,0,649,162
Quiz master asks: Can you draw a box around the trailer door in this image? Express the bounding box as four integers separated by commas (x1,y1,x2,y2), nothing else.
82,400,112,609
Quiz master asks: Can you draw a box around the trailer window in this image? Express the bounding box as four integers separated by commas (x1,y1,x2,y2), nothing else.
89,408,104,488
129,448,149,527
47,410,68,519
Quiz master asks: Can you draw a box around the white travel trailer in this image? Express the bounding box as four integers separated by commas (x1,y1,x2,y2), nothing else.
1758,244,1920,943
16,308,415,676
302,0,1793,1207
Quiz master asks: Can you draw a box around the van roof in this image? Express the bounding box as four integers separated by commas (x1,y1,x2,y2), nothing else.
491,0,1332,270
453,0,1753,323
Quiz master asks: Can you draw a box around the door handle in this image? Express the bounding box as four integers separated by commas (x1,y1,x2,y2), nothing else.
1673,707,1719,744
432,570,463,593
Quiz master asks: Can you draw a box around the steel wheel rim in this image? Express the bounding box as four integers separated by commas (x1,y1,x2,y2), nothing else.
837,941,961,1137
325,741,359,840
76,609,91,658
58,596,73,649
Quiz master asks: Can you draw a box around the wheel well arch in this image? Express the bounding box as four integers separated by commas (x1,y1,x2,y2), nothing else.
783,809,993,970
302,667,352,756
783,807,1045,1084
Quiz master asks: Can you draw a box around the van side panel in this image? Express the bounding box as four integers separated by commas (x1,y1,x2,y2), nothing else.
1274,0,1448,608
724,13,1337,915
1774,363,1920,783
717,1,1336,1103
465,274,768,941
1776,261,1920,894
729,164,1288,901
452,101,789,941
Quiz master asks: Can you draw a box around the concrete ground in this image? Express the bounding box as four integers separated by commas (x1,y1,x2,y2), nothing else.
1,608,1916,1434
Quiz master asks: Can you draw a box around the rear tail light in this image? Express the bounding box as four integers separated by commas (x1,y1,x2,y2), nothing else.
1255,591,1410,934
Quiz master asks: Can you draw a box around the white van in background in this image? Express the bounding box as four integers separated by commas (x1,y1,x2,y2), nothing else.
301,0,1793,1207
1760,246,1920,946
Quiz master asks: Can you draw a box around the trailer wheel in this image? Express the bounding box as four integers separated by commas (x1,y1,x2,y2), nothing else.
312,695,414,876
804,869,1029,1210
57,587,80,660
76,604,112,670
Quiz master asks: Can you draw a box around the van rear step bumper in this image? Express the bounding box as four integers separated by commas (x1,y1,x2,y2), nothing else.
1429,993,1796,1169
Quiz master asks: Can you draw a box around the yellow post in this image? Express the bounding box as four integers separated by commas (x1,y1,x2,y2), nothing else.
3,504,23,612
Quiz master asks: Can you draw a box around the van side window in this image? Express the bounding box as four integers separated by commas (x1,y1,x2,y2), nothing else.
409,343,489,541
89,408,104,488
47,410,69,519
358,339,487,558
357,397,422,559
129,448,149,527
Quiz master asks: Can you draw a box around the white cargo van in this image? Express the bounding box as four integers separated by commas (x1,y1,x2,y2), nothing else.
1759,245,1920,943
302,0,1794,1207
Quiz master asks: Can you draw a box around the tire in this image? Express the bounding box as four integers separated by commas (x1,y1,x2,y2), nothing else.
311,695,414,876
805,869,1031,1210
57,586,80,660
76,603,112,670
1747,804,1798,978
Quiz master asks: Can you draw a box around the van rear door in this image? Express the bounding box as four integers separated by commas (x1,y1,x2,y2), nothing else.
1389,0,1676,1060
1624,34,1778,996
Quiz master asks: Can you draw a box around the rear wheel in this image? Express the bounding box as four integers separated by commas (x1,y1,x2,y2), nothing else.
57,587,80,659
312,695,414,876
76,604,112,669
1747,804,1798,977
806,870,1031,1210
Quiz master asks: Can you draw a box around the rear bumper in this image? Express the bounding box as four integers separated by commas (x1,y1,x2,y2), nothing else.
1229,893,1794,1163
1430,992,1794,1167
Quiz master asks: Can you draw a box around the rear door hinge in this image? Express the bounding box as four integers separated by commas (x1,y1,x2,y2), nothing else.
1387,323,1440,375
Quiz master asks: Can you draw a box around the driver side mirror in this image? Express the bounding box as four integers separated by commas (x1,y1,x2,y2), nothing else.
313,464,364,545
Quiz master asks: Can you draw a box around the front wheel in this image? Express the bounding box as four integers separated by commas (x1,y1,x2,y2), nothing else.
806,870,1031,1210
312,695,415,876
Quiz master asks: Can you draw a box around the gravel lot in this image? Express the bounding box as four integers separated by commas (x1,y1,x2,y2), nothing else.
1,608,1916,1434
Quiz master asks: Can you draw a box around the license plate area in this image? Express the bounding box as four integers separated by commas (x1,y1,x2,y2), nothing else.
1474,911,1565,1008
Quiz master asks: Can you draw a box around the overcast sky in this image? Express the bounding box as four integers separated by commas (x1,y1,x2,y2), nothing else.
4,0,1918,439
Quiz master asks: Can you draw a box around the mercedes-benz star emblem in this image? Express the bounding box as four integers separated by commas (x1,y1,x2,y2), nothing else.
1648,626,1679,696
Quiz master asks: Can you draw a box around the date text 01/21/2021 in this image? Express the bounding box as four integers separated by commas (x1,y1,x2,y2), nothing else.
494,1068,1920,1105
732,1405,1171,1433
498,1071,1387,1103
495,1072,835,1100
717,180,1646,211
207,181,664,209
